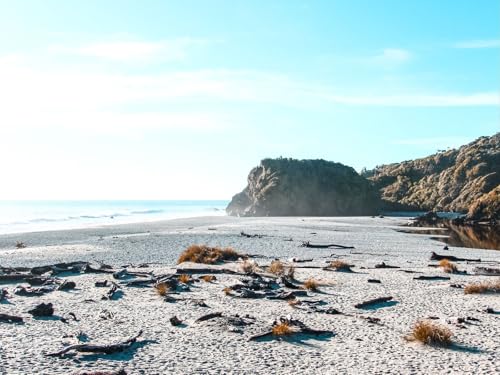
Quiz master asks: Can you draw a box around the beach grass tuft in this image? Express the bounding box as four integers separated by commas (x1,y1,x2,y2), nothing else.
200,275,217,282
272,322,295,336
303,278,319,291
329,260,352,272
439,259,458,273
464,279,500,294
241,260,259,274
178,274,192,284
268,260,295,278
177,244,243,264
269,260,285,275
155,282,170,296
406,320,453,346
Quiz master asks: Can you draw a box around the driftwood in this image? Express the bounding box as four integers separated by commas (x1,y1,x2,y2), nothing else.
249,317,334,341
277,276,301,289
176,268,240,275
355,296,393,309
26,277,56,286
14,286,55,297
102,282,122,300
95,280,109,287
301,241,355,249
240,231,264,238
474,267,500,276
0,274,29,283
122,278,156,287
266,290,308,300
414,275,451,281
289,258,313,263
46,331,143,357
195,312,223,323
374,262,400,269
430,252,480,262
290,300,342,314
0,288,8,301
113,269,152,280
0,313,23,323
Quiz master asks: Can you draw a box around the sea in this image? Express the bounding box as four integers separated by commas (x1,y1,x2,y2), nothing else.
0,200,228,235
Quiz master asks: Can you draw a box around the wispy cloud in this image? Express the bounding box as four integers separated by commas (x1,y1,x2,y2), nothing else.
1,52,498,140
50,37,207,62
453,39,500,49
369,48,412,67
325,92,499,107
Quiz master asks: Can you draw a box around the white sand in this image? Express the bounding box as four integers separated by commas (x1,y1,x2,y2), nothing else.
0,216,499,374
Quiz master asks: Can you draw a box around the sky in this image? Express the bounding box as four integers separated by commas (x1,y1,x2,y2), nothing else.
0,0,499,200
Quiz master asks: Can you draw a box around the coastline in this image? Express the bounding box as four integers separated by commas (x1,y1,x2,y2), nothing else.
0,215,498,374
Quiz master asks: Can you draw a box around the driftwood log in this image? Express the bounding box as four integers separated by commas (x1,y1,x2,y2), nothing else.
474,267,500,276
46,331,143,357
249,317,334,341
195,312,223,323
414,275,451,281
240,231,264,238
102,282,122,300
301,241,355,249
374,262,400,269
0,288,8,301
430,252,480,262
0,313,23,323
355,296,393,309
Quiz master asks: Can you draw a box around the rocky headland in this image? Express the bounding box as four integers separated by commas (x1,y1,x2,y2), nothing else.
227,133,499,221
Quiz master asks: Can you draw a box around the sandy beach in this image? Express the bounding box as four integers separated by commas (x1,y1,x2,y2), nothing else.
0,215,499,374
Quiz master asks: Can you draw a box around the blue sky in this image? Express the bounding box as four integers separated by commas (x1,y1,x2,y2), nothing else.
0,0,498,199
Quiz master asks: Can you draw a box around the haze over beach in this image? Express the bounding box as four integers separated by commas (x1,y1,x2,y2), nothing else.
0,1,499,374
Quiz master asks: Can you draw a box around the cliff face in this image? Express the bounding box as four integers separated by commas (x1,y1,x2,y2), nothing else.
367,133,499,218
227,134,499,219
226,158,379,217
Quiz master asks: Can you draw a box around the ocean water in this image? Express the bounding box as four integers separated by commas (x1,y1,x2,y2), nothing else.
0,200,228,234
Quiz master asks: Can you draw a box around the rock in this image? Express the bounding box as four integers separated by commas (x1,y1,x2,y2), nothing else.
57,280,76,291
367,133,499,218
170,316,183,326
28,302,54,317
227,158,380,216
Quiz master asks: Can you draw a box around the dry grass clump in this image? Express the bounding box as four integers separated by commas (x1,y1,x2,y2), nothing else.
223,287,232,296
269,260,285,275
329,260,352,272
405,320,453,346
439,259,458,273
303,278,319,291
287,298,301,307
272,322,295,336
200,275,217,282
268,260,295,279
240,260,259,274
154,282,170,296
178,274,192,284
464,279,500,294
177,244,243,264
